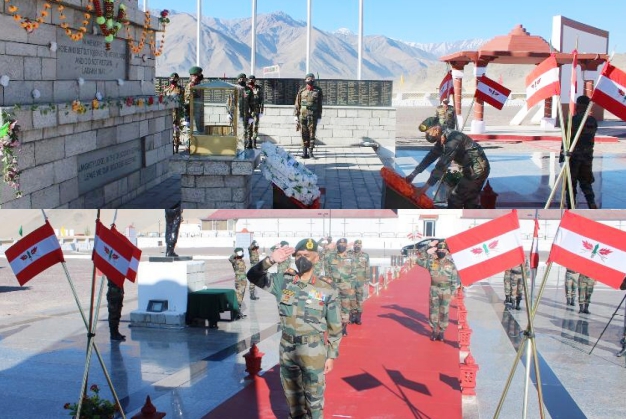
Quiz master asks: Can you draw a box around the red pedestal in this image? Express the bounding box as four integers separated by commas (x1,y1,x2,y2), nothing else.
459,353,479,396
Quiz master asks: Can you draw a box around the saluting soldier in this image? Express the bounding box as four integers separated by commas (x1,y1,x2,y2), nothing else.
348,239,370,325
405,117,490,208
247,75,264,148
162,72,184,153
228,247,247,319
248,240,261,301
184,66,204,132
294,72,323,159
324,238,356,336
415,240,460,341
247,238,342,419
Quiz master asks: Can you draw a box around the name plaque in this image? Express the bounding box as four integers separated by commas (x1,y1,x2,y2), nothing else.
77,140,142,194
56,30,127,80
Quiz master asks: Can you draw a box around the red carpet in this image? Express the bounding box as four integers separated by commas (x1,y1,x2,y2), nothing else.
472,133,617,143
203,265,462,419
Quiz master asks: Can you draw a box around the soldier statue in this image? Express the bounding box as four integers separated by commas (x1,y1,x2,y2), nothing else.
165,207,183,257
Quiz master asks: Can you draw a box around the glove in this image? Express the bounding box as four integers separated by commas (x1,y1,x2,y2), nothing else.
294,116,299,123
248,118,254,124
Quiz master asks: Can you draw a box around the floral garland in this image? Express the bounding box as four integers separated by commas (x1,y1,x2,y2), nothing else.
93,0,127,51
126,9,170,56
149,10,170,57
126,10,151,54
4,0,93,41
259,142,321,206
0,109,22,198
380,167,434,208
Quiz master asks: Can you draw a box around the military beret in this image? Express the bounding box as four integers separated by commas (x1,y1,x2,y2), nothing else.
234,247,244,253
419,116,440,132
169,72,179,78
576,95,590,106
189,66,203,75
249,75,256,80
293,238,318,255
337,238,347,244
237,73,247,79
250,240,258,247
305,73,315,79
354,239,362,245
436,241,448,250
280,240,289,247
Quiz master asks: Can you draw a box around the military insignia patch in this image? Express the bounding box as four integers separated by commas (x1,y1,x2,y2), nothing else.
306,238,314,249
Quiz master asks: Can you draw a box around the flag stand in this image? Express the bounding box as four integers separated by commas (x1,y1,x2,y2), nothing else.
493,262,555,419
588,293,626,355
41,209,127,419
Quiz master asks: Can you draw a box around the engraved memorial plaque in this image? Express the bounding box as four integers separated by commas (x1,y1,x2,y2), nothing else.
77,140,142,194
56,31,127,80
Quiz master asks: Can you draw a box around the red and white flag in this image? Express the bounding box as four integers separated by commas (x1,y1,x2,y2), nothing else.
530,218,540,269
439,71,454,103
407,231,422,241
525,56,560,110
92,220,134,288
5,221,65,286
446,211,525,286
548,211,626,289
591,62,626,121
475,75,511,110
110,226,142,282
569,49,578,116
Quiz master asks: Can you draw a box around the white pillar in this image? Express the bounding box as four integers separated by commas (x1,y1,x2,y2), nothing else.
306,0,312,74
251,0,257,76
357,0,363,80
471,66,486,134
143,0,147,12
196,0,202,66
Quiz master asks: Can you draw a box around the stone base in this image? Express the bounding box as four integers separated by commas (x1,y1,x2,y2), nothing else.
129,310,187,329
148,256,194,262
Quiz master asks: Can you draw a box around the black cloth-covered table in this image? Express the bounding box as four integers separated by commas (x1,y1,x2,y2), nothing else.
186,289,239,327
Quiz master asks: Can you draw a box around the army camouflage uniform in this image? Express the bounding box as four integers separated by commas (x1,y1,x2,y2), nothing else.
107,279,125,341
247,255,342,419
229,250,247,317
503,260,529,310
184,79,204,133
248,243,260,300
162,76,184,153
577,272,596,314
406,119,490,209
562,96,598,209
294,74,323,159
227,74,254,149
564,268,578,307
347,240,370,325
435,103,457,130
415,243,460,341
247,77,264,148
314,239,331,277
324,246,356,336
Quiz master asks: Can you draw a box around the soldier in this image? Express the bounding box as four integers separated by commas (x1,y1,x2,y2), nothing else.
184,66,204,132
227,73,254,149
107,279,126,341
248,240,261,300
270,241,292,273
405,117,490,208
162,72,184,153
561,95,598,209
564,268,578,307
503,260,528,310
246,238,342,419
348,239,370,325
435,98,457,130
247,75,264,149
314,237,332,277
294,72,323,159
324,238,356,336
228,247,247,319
577,272,596,314
414,240,460,341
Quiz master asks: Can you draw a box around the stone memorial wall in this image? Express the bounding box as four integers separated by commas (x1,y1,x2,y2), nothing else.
0,0,176,208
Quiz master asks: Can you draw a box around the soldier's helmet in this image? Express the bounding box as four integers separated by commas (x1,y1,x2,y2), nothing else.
189,66,203,75
305,72,315,80
419,116,442,143
237,73,247,80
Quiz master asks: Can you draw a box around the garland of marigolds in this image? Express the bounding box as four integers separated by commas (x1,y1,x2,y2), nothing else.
0,110,22,199
4,0,94,41
126,9,170,56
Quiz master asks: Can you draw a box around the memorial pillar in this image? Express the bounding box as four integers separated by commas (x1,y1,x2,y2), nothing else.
471,65,487,134
582,62,604,121
451,67,465,130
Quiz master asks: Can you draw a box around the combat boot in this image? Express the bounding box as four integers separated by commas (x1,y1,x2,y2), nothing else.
515,297,522,310
250,290,259,300
302,147,309,159
504,295,512,305
582,304,591,314
437,331,445,341
342,323,348,336
617,339,626,357
253,137,258,149
579,304,585,314
430,328,438,341
570,298,576,306
110,327,126,341
566,297,572,306
354,312,362,325
309,147,315,159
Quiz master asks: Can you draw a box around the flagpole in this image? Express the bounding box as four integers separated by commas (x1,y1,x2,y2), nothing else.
555,95,576,209
460,97,475,133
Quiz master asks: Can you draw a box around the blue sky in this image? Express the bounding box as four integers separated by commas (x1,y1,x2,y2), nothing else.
148,0,626,52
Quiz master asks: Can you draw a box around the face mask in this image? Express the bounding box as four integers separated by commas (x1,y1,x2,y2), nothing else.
295,257,313,275
425,133,438,143
337,244,347,253
306,80,314,85
169,79,177,84
238,80,246,86
353,246,361,253
436,251,447,259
